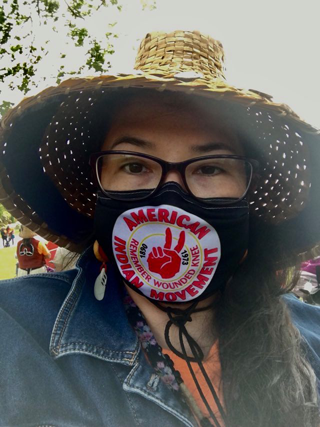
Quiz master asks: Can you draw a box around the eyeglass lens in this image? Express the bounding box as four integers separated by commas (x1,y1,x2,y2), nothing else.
97,153,251,201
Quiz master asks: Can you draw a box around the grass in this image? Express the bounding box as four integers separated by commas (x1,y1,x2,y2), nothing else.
0,246,17,280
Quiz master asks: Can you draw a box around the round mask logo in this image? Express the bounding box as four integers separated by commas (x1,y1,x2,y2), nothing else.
112,205,221,302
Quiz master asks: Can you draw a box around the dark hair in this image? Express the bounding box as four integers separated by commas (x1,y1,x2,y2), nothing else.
217,221,319,427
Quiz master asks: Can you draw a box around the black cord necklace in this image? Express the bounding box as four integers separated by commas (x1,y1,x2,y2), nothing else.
124,294,226,427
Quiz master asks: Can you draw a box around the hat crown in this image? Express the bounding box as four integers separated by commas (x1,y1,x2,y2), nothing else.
134,30,226,80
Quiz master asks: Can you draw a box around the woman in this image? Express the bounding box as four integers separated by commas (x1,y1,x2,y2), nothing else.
0,30,319,427
1,227,7,247
16,225,51,276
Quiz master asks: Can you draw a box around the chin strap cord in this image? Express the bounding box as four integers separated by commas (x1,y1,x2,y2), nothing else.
124,293,226,427
163,304,226,427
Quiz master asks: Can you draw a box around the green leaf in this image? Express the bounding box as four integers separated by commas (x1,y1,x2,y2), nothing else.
69,27,89,46
40,0,60,15
10,45,23,54
0,100,14,119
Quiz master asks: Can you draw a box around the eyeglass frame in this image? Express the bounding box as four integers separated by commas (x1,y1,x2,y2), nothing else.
89,150,260,204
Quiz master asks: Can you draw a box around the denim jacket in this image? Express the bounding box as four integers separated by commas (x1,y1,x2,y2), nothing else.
0,247,319,427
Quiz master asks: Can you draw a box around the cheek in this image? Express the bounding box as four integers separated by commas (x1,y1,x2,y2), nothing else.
229,180,247,196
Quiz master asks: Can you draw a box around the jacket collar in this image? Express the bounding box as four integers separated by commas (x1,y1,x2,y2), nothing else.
49,246,140,365
49,246,196,426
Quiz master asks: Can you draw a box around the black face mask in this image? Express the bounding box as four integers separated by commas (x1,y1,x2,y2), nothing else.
94,182,249,303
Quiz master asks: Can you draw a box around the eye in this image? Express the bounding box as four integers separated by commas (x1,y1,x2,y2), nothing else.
195,164,222,176
123,161,148,174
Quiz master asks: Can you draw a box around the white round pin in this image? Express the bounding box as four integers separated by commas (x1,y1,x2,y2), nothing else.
112,205,221,302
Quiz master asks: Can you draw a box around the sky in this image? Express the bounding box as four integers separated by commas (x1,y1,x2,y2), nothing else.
2,0,320,129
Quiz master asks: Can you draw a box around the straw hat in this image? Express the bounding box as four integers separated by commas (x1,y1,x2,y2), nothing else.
0,30,320,261
19,225,37,239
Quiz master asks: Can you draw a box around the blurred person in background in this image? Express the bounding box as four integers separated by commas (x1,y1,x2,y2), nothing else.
0,227,7,247
16,225,51,276
52,246,79,271
8,226,15,246
293,257,320,305
2,225,14,247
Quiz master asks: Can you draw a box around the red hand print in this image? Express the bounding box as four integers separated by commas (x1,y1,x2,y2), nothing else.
147,228,186,279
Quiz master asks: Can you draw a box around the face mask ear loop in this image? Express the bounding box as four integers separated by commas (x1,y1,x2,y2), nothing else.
159,301,226,427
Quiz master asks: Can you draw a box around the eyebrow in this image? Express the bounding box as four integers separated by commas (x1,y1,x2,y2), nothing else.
190,142,237,154
110,136,154,149
110,136,237,154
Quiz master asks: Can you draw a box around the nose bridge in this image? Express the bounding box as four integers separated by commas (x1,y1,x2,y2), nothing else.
162,162,185,187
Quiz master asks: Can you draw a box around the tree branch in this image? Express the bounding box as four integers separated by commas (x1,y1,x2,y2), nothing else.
63,0,84,19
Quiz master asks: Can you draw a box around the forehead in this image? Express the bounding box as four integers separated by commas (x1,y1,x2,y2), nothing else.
103,91,243,154
110,92,235,130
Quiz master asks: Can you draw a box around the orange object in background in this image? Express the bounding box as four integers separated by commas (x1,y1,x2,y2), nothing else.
45,241,59,270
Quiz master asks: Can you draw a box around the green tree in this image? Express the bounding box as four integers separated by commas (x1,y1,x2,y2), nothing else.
0,100,14,119
0,203,15,226
0,203,5,219
0,0,156,95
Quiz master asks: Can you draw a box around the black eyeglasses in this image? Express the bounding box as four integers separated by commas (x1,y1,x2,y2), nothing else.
89,150,259,204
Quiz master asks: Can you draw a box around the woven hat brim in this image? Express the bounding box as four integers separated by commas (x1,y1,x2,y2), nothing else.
2,72,318,133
